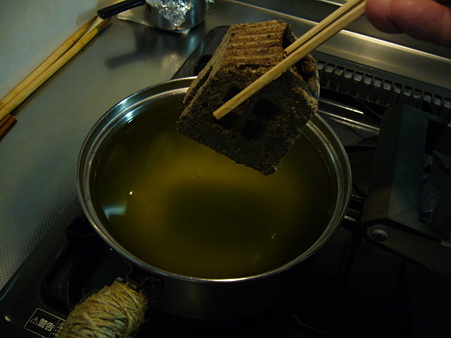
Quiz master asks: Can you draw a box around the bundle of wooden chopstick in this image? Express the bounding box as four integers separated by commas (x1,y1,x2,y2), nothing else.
213,0,366,120
0,16,110,139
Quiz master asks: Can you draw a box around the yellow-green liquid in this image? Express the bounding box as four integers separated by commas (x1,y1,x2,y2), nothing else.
93,100,334,279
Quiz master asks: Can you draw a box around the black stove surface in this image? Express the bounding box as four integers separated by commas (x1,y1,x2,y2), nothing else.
1,27,451,338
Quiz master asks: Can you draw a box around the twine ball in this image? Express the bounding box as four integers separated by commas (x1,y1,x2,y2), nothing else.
59,281,148,337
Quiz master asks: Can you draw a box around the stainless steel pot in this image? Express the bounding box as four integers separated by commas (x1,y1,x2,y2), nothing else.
77,77,352,320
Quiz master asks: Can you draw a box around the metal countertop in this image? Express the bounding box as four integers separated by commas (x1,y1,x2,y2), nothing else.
1,0,450,290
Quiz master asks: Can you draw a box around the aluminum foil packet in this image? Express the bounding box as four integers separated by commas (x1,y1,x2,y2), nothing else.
147,0,213,27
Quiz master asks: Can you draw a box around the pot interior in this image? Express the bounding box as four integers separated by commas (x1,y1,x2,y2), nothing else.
78,78,351,280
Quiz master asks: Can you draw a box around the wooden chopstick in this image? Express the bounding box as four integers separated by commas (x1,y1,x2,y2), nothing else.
0,16,110,122
0,115,17,139
0,114,13,129
0,17,96,113
284,0,366,55
213,0,366,120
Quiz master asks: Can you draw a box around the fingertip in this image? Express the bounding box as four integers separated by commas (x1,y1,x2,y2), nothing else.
365,0,403,34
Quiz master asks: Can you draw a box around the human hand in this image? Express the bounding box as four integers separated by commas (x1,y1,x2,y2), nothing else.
365,0,451,46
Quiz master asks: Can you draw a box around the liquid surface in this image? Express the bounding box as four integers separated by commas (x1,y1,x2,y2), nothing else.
93,100,334,279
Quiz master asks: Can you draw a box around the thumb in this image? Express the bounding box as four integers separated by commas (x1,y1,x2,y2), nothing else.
365,0,451,46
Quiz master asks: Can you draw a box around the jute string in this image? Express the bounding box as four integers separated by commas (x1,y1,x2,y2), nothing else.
59,281,148,337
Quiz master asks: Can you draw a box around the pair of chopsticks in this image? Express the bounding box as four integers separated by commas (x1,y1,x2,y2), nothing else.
0,16,110,138
213,0,366,120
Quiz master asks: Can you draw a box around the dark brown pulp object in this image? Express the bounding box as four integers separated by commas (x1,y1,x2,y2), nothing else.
177,20,320,175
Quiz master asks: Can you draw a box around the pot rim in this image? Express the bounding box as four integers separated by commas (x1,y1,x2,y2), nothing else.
77,77,352,284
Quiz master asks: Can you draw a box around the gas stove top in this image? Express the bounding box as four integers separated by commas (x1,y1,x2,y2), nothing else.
1,26,450,338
